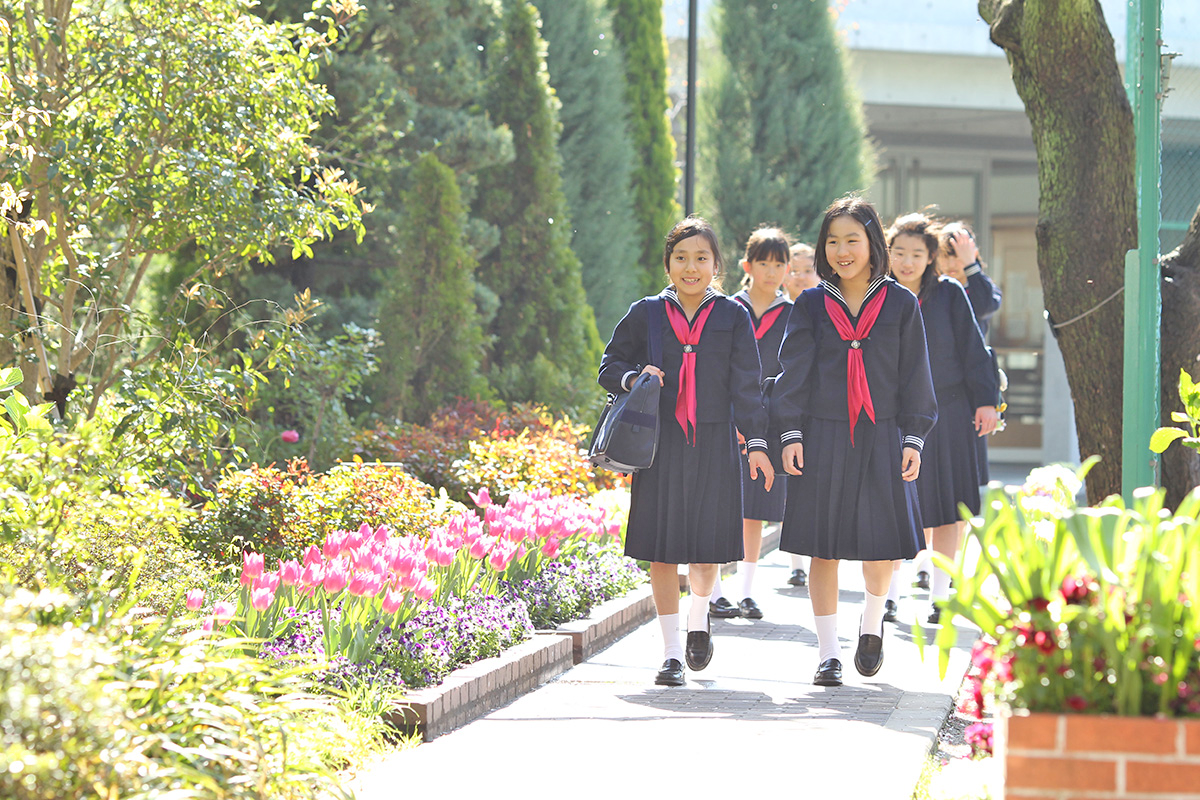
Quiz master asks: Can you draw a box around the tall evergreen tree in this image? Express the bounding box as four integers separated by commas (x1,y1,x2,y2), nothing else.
536,0,642,338
606,0,681,294
474,1,604,410
700,0,871,283
371,153,489,422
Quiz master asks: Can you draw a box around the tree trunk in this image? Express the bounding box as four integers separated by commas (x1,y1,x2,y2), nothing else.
1160,201,1200,506
979,0,1136,503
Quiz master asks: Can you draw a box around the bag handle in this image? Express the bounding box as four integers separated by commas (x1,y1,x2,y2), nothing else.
647,298,663,369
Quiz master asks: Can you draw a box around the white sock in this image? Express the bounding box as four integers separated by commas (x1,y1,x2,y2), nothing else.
738,561,758,600
711,572,725,600
887,570,902,604
659,613,684,662
861,589,887,637
931,566,952,602
915,554,932,576
814,613,840,663
790,553,807,571
688,592,711,632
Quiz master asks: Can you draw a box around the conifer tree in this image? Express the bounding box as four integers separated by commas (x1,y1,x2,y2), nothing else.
474,0,604,410
606,0,681,294
536,0,642,338
372,153,489,422
700,0,871,281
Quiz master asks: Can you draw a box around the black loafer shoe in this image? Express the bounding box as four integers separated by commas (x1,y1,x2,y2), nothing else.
913,571,930,590
927,607,942,626
787,568,808,587
685,618,713,671
813,657,843,686
883,599,899,623
738,597,763,619
709,596,740,618
655,658,685,686
854,633,884,677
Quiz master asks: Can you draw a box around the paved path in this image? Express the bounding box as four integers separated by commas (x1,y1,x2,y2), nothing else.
352,544,977,799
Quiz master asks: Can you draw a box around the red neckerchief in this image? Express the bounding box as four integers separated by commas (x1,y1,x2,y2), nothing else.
736,296,786,340
664,301,715,445
824,286,888,445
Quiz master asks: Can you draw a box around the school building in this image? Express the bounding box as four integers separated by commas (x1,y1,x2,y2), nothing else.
664,0,1200,466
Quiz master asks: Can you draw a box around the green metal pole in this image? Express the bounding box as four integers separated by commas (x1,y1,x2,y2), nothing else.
1122,0,1163,499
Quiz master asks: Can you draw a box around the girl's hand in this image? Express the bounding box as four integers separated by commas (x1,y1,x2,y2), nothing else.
640,365,665,386
949,229,979,266
736,429,746,446
901,446,921,482
747,451,774,492
782,442,804,476
974,405,999,436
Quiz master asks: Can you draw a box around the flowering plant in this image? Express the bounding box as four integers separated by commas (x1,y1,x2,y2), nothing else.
934,458,1200,717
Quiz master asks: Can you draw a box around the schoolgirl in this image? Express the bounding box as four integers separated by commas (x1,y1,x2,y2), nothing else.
939,222,1002,336
887,213,998,624
598,216,775,686
709,226,793,620
772,196,937,687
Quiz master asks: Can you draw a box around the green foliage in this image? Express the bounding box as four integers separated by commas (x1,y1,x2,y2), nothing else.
536,0,643,337
933,460,1200,717
1,0,365,416
0,588,356,799
473,0,604,411
605,0,681,294
700,0,872,285
1150,368,1200,454
370,152,490,421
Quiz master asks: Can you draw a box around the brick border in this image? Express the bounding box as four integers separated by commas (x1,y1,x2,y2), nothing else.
545,583,656,663
387,634,573,741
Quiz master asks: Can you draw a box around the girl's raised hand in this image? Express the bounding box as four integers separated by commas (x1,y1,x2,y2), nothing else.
782,442,804,476
747,450,774,492
974,405,999,436
640,364,665,386
901,446,921,482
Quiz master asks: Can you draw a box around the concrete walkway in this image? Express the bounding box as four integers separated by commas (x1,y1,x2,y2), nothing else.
352,545,977,799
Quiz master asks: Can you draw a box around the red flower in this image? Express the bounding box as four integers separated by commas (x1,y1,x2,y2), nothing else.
1028,596,1051,612
1061,575,1093,604
281,429,300,443
1066,695,1088,711
1033,629,1057,654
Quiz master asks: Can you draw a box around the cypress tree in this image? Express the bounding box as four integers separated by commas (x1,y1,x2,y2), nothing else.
535,0,642,339
372,153,489,422
700,0,871,283
606,0,681,294
474,0,604,410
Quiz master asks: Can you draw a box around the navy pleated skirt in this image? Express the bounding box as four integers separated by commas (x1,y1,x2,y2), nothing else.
780,415,922,562
915,385,984,528
624,419,745,564
741,450,785,522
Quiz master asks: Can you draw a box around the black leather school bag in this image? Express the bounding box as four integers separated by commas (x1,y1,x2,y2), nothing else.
588,300,664,474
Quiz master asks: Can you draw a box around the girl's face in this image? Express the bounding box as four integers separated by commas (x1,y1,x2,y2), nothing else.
889,233,933,292
742,256,787,294
785,253,819,297
825,215,872,287
667,234,716,302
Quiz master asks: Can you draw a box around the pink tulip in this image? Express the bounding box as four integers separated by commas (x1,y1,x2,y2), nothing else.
303,545,322,567
469,535,495,560
413,577,436,601
213,601,236,626
382,589,405,614
301,562,325,588
348,572,382,598
278,560,302,586
373,524,390,545
281,429,300,443
425,538,455,567
468,486,492,508
541,538,561,559
185,588,205,611
202,616,214,633
322,559,350,595
322,531,347,561
241,552,265,585
251,587,274,611
489,539,518,572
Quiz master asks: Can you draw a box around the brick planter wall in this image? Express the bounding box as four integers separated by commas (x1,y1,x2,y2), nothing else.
999,711,1200,798
543,584,656,663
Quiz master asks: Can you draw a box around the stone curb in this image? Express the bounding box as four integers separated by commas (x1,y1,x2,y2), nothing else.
540,583,656,664
387,633,573,741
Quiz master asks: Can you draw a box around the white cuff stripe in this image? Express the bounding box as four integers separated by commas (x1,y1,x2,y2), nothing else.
621,371,637,391
781,430,803,444
965,264,982,276
745,438,767,450
903,435,924,449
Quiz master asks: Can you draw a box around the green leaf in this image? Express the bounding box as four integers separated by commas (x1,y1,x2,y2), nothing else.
0,367,21,391
1171,411,1191,423
1149,426,1188,453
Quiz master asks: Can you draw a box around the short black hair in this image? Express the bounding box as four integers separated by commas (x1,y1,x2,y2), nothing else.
813,195,889,283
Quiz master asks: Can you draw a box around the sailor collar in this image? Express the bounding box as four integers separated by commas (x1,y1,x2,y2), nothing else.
661,285,720,317
820,275,890,316
732,289,789,319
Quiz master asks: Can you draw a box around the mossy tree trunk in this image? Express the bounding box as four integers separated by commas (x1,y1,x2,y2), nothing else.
979,0,1136,502
1159,201,1200,506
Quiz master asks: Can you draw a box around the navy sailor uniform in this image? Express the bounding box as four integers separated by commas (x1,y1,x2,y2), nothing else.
771,276,937,561
599,286,770,564
915,276,998,527
732,288,790,522
963,262,1002,483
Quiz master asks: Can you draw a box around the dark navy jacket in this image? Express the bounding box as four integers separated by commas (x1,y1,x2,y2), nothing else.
599,286,769,453
964,263,1002,336
919,276,998,409
772,276,938,452
732,289,791,381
